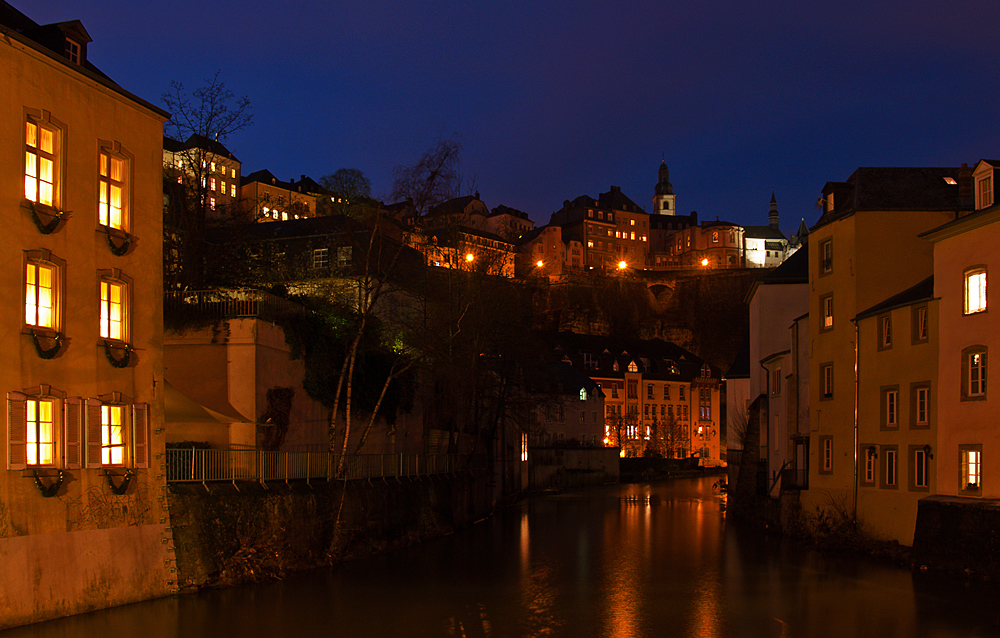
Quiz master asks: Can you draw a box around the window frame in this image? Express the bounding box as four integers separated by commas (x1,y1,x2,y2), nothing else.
861,445,876,486
912,305,929,344
960,444,982,496
964,266,987,315
880,446,898,489
312,247,329,269
23,110,66,212
819,239,833,275
819,436,833,474
880,385,899,430
23,250,65,335
97,269,133,345
910,382,931,429
961,345,988,401
820,362,834,400
820,294,834,331
979,175,993,209
97,141,133,232
909,446,930,492
878,314,892,350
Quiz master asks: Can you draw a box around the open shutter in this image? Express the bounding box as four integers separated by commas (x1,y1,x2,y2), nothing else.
7,391,27,470
85,398,103,468
132,403,148,469
64,397,82,469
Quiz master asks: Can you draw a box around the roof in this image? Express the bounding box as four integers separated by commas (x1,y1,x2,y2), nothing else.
744,242,809,303
164,134,239,162
854,276,934,321
744,225,786,240
242,169,316,192
539,361,604,398
920,201,1000,242
814,167,970,230
491,204,530,220
596,186,646,214
0,1,169,119
543,332,719,382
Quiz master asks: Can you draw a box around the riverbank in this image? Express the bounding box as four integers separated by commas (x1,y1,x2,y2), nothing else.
167,470,493,589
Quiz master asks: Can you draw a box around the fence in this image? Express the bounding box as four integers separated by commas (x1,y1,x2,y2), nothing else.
166,448,473,485
164,288,305,324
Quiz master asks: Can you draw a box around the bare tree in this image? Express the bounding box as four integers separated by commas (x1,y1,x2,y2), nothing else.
319,168,372,217
390,137,462,215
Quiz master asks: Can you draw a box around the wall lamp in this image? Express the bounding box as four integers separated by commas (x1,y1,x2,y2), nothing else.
867,445,878,459
923,444,934,460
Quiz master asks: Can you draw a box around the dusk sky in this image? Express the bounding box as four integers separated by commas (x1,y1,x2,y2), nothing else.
27,0,1000,232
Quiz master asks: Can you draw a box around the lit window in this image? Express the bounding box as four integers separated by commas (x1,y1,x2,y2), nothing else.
312,248,329,268
965,268,987,314
628,361,638,373
210,177,216,192
25,261,55,329
231,184,236,197
231,168,236,179
99,279,126,341
99,150,127,230
101,404,125,465
713,231,719,243
210,197,216,210
26,398,54,466
580,388,588,401
210,162,216,172
221,180,226,194
962,446,982,492
822,295,834,329
25,119,59,207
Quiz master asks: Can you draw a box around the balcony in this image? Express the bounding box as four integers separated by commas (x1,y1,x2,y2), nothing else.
165,288,306,325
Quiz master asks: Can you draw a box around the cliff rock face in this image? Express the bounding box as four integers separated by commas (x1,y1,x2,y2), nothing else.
530,270,758,370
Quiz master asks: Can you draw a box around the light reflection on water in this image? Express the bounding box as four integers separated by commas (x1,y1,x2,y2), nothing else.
4,477,1000,637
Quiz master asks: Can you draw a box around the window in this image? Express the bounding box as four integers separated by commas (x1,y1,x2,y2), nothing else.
337,246,352,267
962,346,988,400
863,447,876,485
820,239,833,274
647,384,654,400
98,150,128,230
713,231,719,243
879,315,892,349
771,367,781,395
910,384,930,428
627,361,638,373
679,386,685,401
65,38,80,63
820,363,833,399
820,436,833,474
231,168,236,179
960,445,982,494
312,248,329,268
882,387,899,429
99,277,128,342
821,294,834,330
26,398,55,466
881,447,898,488
979,175,993,209
230,184,237,197
25,260,56,329
580,388,588,401
663,385,670,400
644,404,649,416
965,267,987,314
627,381,637,399
24,116,61,208
611,385,619,399
911,447,929,491
912,305,928,343
583,353,598,370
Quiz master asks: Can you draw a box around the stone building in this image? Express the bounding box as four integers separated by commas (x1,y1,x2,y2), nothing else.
0,1,171,627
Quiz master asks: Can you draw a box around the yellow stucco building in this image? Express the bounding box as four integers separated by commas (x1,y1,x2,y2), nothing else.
1,3,171,627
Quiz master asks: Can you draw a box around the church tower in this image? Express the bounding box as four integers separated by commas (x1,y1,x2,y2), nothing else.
768,190,780,230
653,161,676,215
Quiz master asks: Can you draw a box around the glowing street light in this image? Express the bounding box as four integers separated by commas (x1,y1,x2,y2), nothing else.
617,260,627,270
536,260,544,268
701,258,709,266
465,253,475,262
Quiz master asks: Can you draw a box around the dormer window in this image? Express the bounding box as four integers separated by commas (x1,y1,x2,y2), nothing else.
627,361,638,373
979,175,993,209
825,192,835,213
65,39,80,64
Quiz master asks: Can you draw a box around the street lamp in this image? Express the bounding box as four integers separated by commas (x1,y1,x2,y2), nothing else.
536,260,544,268
465,253,475,262
617,260,627,270
701,258,709,267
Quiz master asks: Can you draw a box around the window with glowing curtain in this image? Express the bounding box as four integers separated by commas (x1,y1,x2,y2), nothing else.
25,120,58,207
99,151,126,229
101,404,124,465
26,398,54,466
100,280,125,340
25,261,55,329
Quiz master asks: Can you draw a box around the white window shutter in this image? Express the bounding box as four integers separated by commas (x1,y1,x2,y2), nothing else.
85,398,103,469
132,403,148,469
7,391,27,470
64,397,82,469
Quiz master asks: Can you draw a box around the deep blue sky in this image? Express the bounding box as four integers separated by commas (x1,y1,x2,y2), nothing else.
26,0,1000,233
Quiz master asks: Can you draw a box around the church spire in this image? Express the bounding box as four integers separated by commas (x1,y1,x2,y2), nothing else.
653,160,676,215
768,190,779,230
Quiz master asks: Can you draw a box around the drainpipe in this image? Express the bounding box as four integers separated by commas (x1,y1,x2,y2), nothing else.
852,318,860,526
759,359,770,485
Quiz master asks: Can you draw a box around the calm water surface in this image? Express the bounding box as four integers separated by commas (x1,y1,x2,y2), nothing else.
5,477,1000,637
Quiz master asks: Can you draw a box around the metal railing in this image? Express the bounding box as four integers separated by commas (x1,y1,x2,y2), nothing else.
166,448,469,484
164,288,305,324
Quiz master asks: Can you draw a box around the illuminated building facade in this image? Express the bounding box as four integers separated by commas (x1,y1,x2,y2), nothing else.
548,186,650,271
241,169,318,222
0,1,171,627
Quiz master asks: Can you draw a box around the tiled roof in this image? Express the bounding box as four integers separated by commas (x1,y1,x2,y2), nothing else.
854,276,934,320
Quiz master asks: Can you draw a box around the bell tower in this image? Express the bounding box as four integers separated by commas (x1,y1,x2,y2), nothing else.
653,160,676,215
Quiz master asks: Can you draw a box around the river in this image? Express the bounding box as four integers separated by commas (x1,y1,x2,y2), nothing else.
4,477,999,637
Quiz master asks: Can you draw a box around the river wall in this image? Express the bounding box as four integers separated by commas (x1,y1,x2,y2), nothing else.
167,470,493,589
912,495,1000,578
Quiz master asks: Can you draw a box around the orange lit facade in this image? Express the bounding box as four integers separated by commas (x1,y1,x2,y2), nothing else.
241,169,318,222
1,3,171,627
548,186,651,271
